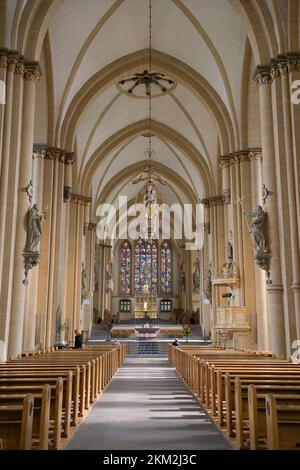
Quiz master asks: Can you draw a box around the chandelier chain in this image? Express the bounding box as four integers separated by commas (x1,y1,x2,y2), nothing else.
148,0,152,157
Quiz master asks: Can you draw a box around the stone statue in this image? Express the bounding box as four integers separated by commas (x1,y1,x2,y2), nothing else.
193,257,200,290
106,272,113,293
25,203,44,252
244,205,268,254
226,241,234,273
204,264,212,303
181,270,186,293
81,263,87,292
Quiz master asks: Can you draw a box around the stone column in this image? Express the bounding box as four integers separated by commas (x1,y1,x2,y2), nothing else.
60,153,75,342
8,63,41,359
280,63,300,339
0,58,24,362
255,68,286,357
240,153,257,345
23,147,45,352
0,53,17,287
0,51,8,172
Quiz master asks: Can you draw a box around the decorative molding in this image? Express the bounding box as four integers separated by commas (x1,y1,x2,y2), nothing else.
7,52,18,73
15,60,24,76
71,194,92,205
23,252,40,286
64,186,72,202
84,222,97,235
223,190,231,205
254,53,300,85
200,195,225,208
33,144,47,159
33,145,76,165
65,152,76,165
23,62,41,83
0,49,8,68
249,149,263,161
219,148,262,168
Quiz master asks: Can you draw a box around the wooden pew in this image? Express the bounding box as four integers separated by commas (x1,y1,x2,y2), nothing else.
0,378,63,449
265,394,300,450
0,394,34,450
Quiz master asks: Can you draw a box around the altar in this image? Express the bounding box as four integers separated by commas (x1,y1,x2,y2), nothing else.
134,325,160,339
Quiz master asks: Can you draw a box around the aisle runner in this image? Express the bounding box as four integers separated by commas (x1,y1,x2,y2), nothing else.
65,357,232,450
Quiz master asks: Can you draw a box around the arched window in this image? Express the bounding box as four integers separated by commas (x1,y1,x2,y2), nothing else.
120,241,132,295
161,241,172,294
134,239,158,294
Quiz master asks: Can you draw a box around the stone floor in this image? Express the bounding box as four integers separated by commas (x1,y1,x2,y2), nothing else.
64,357,232,450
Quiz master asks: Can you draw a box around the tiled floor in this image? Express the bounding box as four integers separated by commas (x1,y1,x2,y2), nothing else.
64,357,232,450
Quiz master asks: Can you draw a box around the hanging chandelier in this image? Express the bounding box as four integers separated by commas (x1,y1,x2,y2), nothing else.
118,0,175,98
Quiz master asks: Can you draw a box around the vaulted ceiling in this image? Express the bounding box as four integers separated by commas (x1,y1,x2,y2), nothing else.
4,0,296,216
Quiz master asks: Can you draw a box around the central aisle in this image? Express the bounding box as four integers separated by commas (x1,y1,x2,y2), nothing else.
65,357,232,450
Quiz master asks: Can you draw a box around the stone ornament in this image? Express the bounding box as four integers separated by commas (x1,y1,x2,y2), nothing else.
25,180,33,203
244,205,272,275
23,204,46,285
262,184,273,205
193,257,200,291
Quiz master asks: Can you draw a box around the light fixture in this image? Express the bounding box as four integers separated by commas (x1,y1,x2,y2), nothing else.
118,0,175,99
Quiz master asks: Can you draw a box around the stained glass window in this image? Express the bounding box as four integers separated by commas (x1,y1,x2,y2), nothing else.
161,241,172,294
134,239,158,294
120,299,131,312
120,241,132,295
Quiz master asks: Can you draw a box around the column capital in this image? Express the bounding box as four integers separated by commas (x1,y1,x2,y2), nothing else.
33,144,47,159
219,156,231,169
200,195,225,208
0,49,8,68
15,60,24,76
46,147,65,162
253,53,300,85
249,149,263,161
84,222,97,234
71,193,92,205
23,62,42,83
7,51,19,72
65,152,76,165
253,66,272,86
219,148,262,167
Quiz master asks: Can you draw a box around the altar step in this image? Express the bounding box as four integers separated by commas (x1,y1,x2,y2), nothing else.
126,341,168,357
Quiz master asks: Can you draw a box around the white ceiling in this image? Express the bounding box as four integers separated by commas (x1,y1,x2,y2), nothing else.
5,0,291,213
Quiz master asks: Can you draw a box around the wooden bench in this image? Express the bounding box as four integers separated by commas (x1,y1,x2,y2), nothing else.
265,394,300,450
0,394,34,449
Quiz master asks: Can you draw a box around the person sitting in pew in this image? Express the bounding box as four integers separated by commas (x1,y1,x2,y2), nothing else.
74,330,83,349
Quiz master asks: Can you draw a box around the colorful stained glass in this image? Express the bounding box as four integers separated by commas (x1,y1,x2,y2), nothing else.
161,241,172,294
120,241,132,295
134,239,158,294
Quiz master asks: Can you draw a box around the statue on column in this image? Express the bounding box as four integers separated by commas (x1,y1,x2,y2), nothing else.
81,263,87,292
244,205,268,254
193,257,200,291
226,241,234,274
106,272,113,293
204,264,212,304
25,203,45,252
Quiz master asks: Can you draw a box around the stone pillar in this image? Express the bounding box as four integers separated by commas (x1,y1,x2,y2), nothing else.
23,147,44,352
240,154,257,345
0,58,24,361
0,53,17,286
0,51,8,173
8,63,41,359
249,151,268,349
255,69,286,357
280,66,300,340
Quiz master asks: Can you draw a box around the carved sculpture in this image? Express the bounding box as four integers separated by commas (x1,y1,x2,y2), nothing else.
244,205,267,254
204,265,212,303
81,263,87,292
193,257,200,290
244,205,272,275
25,203,44,252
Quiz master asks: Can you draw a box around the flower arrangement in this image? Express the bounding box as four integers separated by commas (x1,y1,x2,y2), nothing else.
182,324,192,340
